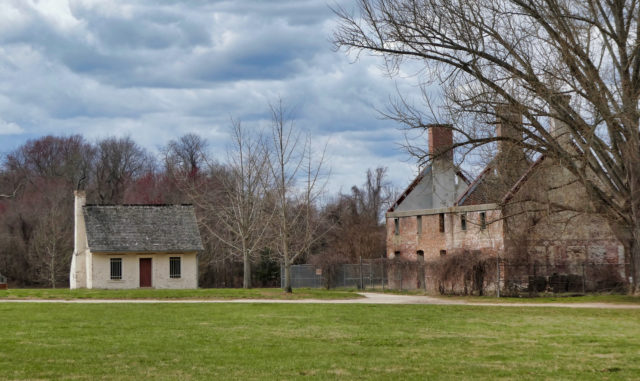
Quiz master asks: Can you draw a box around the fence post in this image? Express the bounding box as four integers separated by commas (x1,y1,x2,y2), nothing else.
343,264,346,288
582,263,586,294
359,256,364,290
382,259,385,291
496,256,501,298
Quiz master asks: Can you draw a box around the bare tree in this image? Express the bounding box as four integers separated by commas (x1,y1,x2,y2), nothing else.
163,133,209,180
188,121,272,289
29,197,72,288
268,100,328,292
318,167,392,264
94,137,152,204
334,0,640,292
4,135,94,190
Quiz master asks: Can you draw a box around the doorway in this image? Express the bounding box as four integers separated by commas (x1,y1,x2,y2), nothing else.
139,258,152,287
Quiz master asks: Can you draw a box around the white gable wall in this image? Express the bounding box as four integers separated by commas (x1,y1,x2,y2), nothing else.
394,164,465,212
395,173,433,212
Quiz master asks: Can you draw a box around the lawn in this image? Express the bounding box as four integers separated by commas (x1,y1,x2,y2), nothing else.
0,303,638,380
376,289,640,305
0,287,362,300
440,293,640,305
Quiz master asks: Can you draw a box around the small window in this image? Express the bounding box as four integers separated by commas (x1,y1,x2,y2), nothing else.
394,251,401,259
110,258,122,280
480,212,487,230
417,216,422,235
439,213,445,233
461,214,467,231
169,257,181,279
440,250,447,257
417,250,425,262
394,218,399,235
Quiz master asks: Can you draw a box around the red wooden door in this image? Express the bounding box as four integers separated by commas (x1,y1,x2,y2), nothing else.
139,258,152,287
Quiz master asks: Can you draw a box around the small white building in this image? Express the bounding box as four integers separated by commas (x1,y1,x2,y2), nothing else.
70,191,203,289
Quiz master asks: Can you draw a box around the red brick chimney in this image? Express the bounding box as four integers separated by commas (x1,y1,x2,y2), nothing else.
428,124,453,160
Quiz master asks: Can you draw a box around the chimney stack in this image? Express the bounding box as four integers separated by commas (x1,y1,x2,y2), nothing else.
427,124,453,161
74,190,87,254
550,94,572,149
495,104,524,154
494,104,528,183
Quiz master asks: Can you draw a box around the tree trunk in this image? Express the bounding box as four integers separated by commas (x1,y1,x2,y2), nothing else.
631,225,640,294
283,259,292,293
243,251,251,289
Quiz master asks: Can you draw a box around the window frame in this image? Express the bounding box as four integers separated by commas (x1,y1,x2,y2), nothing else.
169,256,181,279
394,218,399,235
460,213,467,231
439,213,445,233
480,212,487,230
110,258,122,280
417,215,422,235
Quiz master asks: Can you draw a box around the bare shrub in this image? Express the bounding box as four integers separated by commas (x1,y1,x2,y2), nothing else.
428,250,497,295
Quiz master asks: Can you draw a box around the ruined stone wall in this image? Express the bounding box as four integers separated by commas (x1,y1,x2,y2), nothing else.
503,160,627,285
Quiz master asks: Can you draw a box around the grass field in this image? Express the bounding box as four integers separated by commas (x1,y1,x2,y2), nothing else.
378,289,640,305
438,293,640,305
1,302,638,380
0,287,362,300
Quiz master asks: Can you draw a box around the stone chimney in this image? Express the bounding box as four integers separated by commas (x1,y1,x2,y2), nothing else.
70,190,87,289
495,105,524,154
428,124,453,161
550,95,572,150
494,104,528,185
74,190,87,254
427,124,458,208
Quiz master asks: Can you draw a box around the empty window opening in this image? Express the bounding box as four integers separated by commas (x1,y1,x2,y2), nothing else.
439,213,445,233
461,214,467,231
417,215,422,235
440,250,447,257
394,218,399,235
169,257,181,279
394,251,401,259
110,258,122,280
417,250,425,262
480,212,487,230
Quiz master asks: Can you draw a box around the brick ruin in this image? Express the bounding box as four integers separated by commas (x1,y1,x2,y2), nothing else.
385,111,629,293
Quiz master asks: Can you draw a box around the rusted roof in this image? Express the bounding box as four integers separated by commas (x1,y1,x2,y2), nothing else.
83,204,204,253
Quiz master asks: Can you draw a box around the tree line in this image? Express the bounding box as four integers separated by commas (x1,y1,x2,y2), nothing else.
0,103,393,289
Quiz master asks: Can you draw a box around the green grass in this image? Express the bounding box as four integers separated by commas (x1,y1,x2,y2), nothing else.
0,303,639,380
432,293,640,305
370,289,640,304
0,287,362,300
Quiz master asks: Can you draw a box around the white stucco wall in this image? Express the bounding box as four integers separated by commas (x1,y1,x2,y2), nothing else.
90,252,198,289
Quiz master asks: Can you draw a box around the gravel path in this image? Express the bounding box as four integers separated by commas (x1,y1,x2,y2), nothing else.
1,292,639,309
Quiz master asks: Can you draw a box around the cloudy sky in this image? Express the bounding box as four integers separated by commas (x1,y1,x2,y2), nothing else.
0,0,426,194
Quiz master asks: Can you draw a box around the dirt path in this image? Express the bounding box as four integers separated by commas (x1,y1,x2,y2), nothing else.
1,292,639,309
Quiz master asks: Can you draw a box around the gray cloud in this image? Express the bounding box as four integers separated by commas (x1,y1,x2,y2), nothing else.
0,0,421,194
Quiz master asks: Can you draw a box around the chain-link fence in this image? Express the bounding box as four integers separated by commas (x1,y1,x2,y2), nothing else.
285,259,632,295
501,262,628,296
282,260,388,289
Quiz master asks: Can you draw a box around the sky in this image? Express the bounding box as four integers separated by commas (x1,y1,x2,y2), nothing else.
0,0,426,195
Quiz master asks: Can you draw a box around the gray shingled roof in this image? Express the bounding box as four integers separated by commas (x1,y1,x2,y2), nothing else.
83,204,204,253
